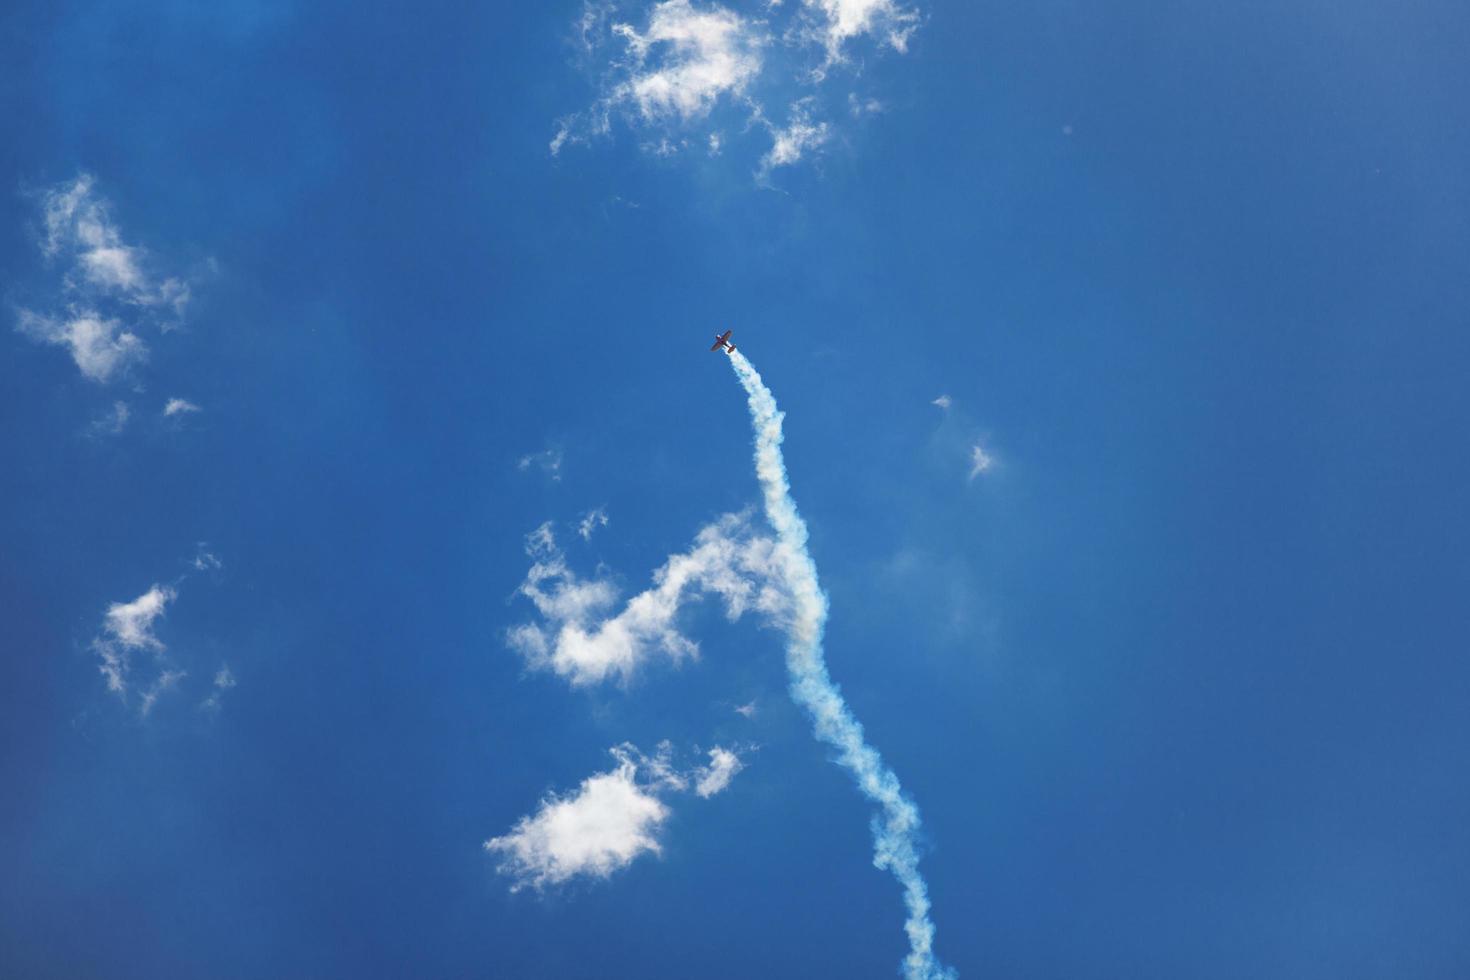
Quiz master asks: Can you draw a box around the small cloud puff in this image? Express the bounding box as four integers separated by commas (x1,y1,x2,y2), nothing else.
485,741,747,891
164,397,201,417
694,746,745,797
577,507,610,541
94,584,177,696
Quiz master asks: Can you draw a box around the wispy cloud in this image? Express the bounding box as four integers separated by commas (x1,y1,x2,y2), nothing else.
192,545,223,571
517,447,564,481
94,584,177,696
15,309,146,383
486,741,747,890
164,397,201,417
734,698,758,718
968,443,993,480
89,550,229,716
37,173,190,312
553,0,922,179
507,514,786,686
931,394,951,410
199,664,237,713
577,506,610,541
139,669,186,717
797,0,920,68
15,174,198,385
552,0,765,157
694,746,745,797
616,0,765,123
758,99,831,177
88,400,132,437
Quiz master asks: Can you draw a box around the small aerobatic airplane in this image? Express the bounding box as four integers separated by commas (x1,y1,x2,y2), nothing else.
710,329,736,354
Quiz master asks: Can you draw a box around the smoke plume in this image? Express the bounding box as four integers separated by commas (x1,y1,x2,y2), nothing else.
728,351,954,980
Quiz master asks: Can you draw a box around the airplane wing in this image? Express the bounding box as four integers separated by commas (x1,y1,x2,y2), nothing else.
710,330,733,351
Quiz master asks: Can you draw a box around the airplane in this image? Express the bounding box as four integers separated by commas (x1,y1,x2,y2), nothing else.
710,329,736,354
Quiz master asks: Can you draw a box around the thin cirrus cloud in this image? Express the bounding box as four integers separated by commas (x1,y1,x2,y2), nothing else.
485,741,746,891
552,0,920,177
506,512,787,687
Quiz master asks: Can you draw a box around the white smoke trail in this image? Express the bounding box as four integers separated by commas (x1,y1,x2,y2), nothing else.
729,351,955,980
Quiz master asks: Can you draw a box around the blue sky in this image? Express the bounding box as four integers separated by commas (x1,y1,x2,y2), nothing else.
3,0,1469,977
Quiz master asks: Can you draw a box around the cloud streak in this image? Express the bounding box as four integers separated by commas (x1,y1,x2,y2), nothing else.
728,350,954,980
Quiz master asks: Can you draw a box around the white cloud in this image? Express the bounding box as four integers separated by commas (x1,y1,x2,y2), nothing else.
36,174,190,311
89,555,229,715
486,741,746,890
102,584,175,652
758,101,830,176
931,394,951,409
94,584,177,695
192,546,223,571
485,744,672,891
554,0,921,178
17,174,197,386
734,699,758,718
15,308,147,383
612,0,765,122
694,746,744,797
969,443,994,480
577,507,610,541
507,513,787,687
164,397,201,416
800,0,919,64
